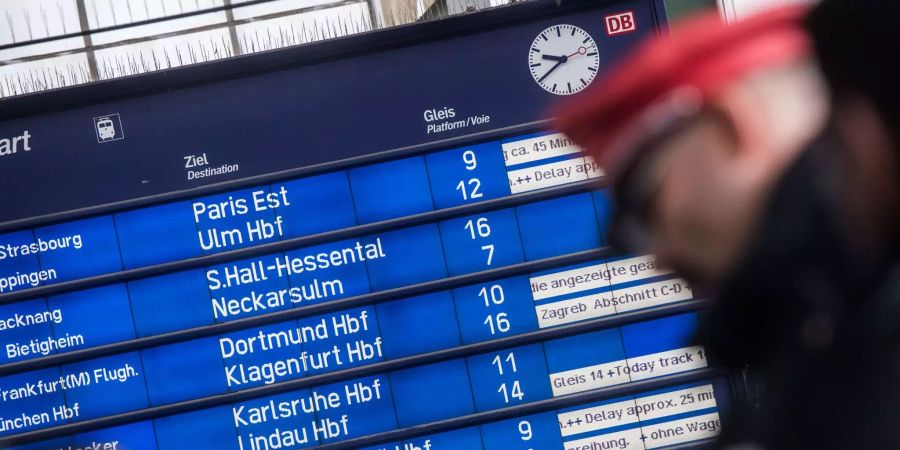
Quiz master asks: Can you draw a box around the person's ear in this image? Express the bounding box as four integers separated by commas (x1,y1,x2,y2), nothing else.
707,86,762,158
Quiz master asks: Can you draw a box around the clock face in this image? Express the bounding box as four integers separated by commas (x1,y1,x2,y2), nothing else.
529,25,600,95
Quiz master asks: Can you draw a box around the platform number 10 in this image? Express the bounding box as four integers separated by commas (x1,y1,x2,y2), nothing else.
456,150,483,201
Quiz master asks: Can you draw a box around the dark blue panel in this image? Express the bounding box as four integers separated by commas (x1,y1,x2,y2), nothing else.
0,230,42,294
115,201,202,268
73,420,158,450
516,194,601,260
466,344,551,411
273,171,357,238
47,284,135,350
390,359,474,427
349,157,434,224
59,352,148,420
543,328,625,373
358,442,398,450
0,2,658,224
621,313,698,357
406,427,483,450
128,268,214,337
141,337,226,405
7,436,72,450
376,291,461,359
453,277,538,344
0,298,56,364
154,406,239,450
592,190,614,245
364,225,447,291
358,442,399,450
33,216,122,283
0,5,682,447
426,141,511,209
439,209,525,276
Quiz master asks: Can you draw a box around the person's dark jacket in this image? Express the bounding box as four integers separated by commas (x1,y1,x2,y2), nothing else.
702,134,900,449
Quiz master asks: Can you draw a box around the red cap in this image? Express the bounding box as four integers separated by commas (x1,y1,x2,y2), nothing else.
554,6,812,178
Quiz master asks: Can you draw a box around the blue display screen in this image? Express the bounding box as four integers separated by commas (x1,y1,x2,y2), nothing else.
0,1,730,449
0,129,722,450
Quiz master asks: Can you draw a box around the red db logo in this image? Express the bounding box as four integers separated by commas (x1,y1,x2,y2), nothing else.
605,11,637,36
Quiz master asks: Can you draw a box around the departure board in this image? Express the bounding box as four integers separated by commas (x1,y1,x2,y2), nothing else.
0,0,733,449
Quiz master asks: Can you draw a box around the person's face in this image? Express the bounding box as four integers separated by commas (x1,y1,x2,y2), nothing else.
609,62,829,287
636,112,766,285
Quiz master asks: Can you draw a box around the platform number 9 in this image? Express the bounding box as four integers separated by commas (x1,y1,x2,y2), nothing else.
463,150,478,170
519,420,533,444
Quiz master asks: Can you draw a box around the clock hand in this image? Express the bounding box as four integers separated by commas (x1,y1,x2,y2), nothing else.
542,54,567,62
567,45,597,58
538,59,565,83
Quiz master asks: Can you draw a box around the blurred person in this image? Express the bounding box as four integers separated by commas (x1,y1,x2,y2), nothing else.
808,1,900,256
557,6,827,288
556,5,900,449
